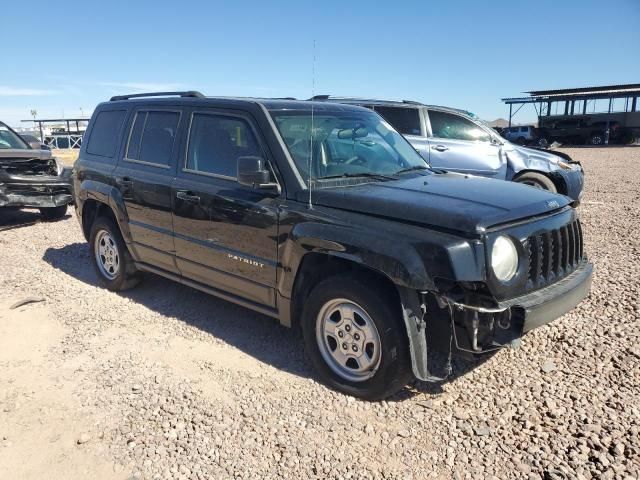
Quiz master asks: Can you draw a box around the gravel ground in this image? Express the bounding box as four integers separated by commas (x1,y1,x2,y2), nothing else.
0,147,639,479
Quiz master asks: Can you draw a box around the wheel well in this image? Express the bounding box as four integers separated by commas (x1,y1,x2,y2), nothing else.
513,169,567,196
289,253,401,329
81,200,117,241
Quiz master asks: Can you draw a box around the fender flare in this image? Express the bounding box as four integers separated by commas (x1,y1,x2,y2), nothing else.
278,222,438,299
78,179,133,244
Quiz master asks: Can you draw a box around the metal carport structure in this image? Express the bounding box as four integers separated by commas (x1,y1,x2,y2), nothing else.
502,84,640,145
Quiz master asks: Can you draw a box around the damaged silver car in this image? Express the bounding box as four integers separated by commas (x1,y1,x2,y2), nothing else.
311,97,585,202
0,121,73,220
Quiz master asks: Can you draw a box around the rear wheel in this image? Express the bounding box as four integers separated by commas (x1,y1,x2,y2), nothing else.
590,134,604,146
39,204,67,221
89,216,140,291
301,274,412,400
537,137,550,148
516,136,527,146
514,172,557,192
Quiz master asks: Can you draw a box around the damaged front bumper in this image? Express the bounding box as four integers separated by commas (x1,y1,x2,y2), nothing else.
403,261,593,381
0,167,74,208
551,166,585,203
436,261,593,355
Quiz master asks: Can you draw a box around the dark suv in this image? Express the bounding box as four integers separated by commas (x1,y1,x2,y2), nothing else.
74,92,593,399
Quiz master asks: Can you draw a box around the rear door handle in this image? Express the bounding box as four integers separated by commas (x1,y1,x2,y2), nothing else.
176,190,200,203
431,145,449,152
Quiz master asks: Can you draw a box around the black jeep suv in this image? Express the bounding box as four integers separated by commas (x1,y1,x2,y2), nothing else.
74,92,593,399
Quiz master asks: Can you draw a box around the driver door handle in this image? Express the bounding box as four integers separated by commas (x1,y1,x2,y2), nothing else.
431,145,449,152
176,190,200,203
117,176,133,187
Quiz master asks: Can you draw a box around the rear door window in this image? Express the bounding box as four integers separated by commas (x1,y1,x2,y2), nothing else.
86,110,126,158
185,113,260,178
428,110,491,142
126,110,181,166
373,106,422,136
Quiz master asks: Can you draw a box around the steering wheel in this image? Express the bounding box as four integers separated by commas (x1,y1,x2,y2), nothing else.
344,155,367,166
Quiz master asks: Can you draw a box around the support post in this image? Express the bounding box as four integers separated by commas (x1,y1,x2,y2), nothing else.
605,98,612,145
508,104,512,129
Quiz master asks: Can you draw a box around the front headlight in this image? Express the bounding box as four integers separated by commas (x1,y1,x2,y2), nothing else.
557,160,572,170
491,235,518,282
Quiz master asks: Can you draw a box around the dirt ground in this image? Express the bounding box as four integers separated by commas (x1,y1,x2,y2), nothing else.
0,147,638,479
51,148,78,166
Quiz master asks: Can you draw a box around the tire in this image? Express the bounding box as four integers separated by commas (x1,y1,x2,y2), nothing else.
301,274,412,400
514,172,557,193
39,204,67,221
537,137,549,148
516,136,526,146
590,134,604,146
89,216,141,291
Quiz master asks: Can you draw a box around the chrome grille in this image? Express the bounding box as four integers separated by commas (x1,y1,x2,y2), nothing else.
524,218,584,290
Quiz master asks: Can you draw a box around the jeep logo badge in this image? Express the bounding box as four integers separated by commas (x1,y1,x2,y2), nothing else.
546,200,560,209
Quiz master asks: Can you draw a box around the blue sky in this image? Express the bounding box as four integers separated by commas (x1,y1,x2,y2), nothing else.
1,0,638,126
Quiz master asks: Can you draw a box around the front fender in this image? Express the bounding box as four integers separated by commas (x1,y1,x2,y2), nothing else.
278,221,437,298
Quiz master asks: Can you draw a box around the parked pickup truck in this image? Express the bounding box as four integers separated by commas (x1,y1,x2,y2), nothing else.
0,121,72,219
73,92,593,399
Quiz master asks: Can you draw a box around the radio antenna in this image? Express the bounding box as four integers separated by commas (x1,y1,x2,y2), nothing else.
307,39,316,210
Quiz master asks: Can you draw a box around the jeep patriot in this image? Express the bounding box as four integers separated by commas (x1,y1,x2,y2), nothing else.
73,92,593,399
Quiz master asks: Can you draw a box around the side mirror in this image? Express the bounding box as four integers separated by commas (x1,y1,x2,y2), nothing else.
237,156,280,192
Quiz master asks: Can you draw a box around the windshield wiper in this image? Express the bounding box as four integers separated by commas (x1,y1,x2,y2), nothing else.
318,172,397,181
395,165,430,175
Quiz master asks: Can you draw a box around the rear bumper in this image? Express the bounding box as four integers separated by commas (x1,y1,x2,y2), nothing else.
0,168,74,208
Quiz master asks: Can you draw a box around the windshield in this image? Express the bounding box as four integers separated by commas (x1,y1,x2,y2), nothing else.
0,123,30,149
271,110,428,184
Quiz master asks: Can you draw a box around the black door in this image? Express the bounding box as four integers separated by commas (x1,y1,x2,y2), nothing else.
172,109,280,307
113,108,183,273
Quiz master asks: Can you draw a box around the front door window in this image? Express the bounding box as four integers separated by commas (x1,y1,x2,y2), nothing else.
428,110,491,142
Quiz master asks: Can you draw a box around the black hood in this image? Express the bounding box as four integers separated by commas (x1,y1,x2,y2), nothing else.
303,173,571,234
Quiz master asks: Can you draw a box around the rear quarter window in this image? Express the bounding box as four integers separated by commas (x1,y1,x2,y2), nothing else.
373,106,422,136
85,110,126,158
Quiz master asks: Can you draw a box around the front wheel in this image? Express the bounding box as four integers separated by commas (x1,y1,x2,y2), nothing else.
514,172,557,192
590,134,604,146
301,274,412,400
89,216,140,291
39,204,67,221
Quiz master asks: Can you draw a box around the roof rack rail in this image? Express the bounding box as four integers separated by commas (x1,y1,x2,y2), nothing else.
402,99,423,105
310,94,330,100
109,91,205,101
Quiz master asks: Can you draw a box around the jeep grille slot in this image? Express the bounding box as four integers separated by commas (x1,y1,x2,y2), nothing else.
524,218,584,290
